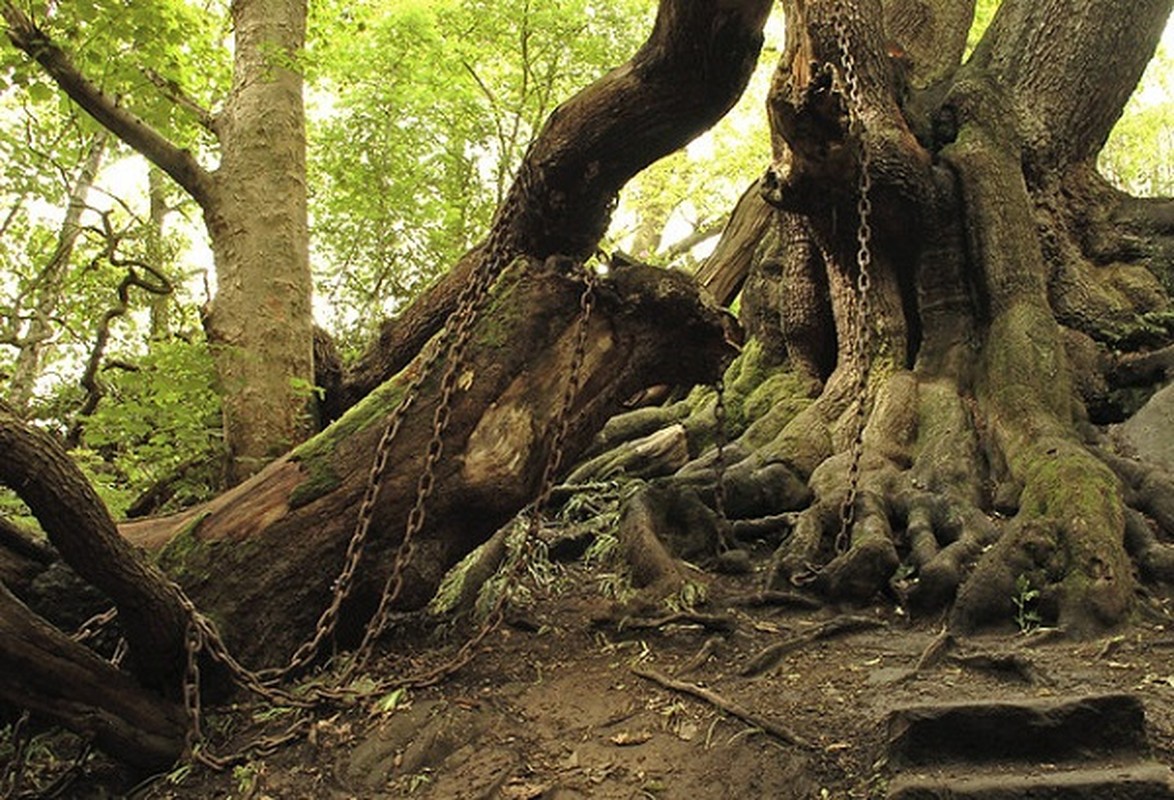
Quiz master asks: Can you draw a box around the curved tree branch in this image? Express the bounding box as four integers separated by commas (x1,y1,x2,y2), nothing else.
0,582,187,770
0,408,190,691
341,0,773,409
2,3,217,209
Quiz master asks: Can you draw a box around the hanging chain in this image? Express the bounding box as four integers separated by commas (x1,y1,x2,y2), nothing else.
254,165,537,685
348,257,501,674
712,379,731,548
341,260,599,694
831,13,875,555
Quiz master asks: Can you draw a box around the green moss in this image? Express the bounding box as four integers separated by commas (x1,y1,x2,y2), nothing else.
743,369,818,424
288,465,342,509
156,511,211,577
1016,440,1118,524
293,378,411,465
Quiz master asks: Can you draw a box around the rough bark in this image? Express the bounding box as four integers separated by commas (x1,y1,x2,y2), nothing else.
594,0,1174,635
203,0,313,483
111,0,769,667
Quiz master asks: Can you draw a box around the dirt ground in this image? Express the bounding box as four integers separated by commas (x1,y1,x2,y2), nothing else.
12,549,1174,800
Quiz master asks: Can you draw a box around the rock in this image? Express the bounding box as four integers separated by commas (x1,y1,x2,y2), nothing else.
1112,381,1174,471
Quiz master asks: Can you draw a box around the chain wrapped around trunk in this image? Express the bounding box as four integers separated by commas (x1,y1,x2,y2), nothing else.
831,12,875,555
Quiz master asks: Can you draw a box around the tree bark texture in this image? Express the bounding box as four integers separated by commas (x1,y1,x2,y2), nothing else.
0,409,190,688
112,0,773,667
610,0,1174,635
204,0,314,483
0,583,187,771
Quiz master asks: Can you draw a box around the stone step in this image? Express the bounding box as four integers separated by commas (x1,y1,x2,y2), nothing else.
887,762,1174,800
886,693,1147,767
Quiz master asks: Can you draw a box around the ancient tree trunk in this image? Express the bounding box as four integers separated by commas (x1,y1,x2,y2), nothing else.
0,583,186,771
3,0,315,484
600,0,1174,635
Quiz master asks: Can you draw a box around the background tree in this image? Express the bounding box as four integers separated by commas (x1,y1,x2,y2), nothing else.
3,0,313,484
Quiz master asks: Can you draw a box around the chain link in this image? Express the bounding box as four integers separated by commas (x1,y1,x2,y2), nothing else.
831,13,875,555
337,259,598,695
712,379,731,548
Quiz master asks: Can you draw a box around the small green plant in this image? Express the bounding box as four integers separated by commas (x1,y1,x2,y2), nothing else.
232,761,261,797
1013,574,1042,633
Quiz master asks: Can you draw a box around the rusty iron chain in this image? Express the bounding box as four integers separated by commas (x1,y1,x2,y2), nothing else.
712,379,731,547
257,162,538,686
71,606,118,644
349,234,520,675
831,13,875,555
332,258,599,696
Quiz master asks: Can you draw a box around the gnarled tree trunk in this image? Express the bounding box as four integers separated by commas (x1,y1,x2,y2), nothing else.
0,0,769,770
600,0,1174,636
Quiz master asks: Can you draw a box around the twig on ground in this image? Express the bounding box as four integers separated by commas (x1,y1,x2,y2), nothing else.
740,615,885,677
676,635,723,675
631,664,810,747
728,590,822,610
914,628,954,671
616,611,737,635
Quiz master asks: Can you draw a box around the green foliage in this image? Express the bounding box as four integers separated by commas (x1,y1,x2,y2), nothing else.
78,337,222,516
306,0,649,347
966,0,1002,56
1012,573,1042,633
1100,42,1174,197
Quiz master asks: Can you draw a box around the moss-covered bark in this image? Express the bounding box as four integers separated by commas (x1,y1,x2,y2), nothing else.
588,0,1173,635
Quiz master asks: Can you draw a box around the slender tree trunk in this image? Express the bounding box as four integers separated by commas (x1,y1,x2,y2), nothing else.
7,132,106,414
205,0,313,483
3,0,315,484
147,167,172,340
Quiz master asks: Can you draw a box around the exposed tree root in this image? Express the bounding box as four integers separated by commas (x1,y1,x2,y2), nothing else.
631,664,810,747
740,615,885,677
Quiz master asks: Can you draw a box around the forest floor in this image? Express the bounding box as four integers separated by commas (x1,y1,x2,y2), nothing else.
15,552,1174,800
